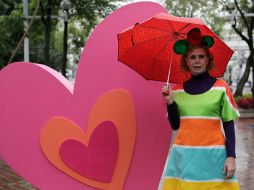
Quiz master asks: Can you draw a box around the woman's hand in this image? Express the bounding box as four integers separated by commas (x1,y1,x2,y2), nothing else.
223,157,236,179
162,84,174,105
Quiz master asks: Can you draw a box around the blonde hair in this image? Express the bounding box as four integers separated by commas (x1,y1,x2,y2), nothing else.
180,45,214,72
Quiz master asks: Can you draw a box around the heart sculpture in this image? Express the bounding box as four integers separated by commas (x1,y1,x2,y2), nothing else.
0,2,172,190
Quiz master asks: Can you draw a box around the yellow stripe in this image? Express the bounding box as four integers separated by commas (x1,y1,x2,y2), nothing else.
163,178,240,190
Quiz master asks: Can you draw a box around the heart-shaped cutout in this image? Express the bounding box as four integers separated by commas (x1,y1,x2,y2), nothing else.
40,90,136,189
59,121,119,183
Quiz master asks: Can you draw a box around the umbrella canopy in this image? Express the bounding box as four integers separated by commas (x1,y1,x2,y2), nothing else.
117,13,234,84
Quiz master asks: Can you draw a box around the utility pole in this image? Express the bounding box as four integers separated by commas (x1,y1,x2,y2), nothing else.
22,0,29,62
60,0,71,77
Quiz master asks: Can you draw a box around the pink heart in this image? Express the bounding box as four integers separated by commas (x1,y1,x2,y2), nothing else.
0,2,171,190
59,121,118,183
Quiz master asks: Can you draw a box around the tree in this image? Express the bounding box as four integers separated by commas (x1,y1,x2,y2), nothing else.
38,0,58,68
0,0,15,15
0,0,125,77
31,0,126,75
220,0,254,97
165,0,225,35
0,1,25,69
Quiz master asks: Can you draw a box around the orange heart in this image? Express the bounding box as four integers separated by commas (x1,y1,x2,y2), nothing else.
40,89,136,189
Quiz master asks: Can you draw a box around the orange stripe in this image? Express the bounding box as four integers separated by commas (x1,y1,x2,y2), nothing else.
172,83,183,91
174,118,225,146
214,79,238,108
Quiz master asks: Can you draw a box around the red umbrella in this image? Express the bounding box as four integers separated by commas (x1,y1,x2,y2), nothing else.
117,13,234,84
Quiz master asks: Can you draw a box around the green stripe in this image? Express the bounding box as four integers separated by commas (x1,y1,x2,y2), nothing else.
221,91,239,121
173,89,238,120
174,90,223,117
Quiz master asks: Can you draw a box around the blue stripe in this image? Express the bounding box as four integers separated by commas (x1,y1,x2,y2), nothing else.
164,146,237,181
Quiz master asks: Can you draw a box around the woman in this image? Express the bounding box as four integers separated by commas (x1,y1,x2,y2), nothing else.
162,28,240,190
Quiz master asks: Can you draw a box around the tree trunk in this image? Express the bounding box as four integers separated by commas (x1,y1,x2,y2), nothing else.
234,52,252,96
61,18,68,77
43,0,52,67
252,59,254,98
250,44,254,98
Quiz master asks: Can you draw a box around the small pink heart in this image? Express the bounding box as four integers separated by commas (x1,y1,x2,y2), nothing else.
59,121,119,183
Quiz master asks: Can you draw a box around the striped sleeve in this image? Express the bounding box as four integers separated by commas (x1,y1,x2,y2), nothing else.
219,80,240,121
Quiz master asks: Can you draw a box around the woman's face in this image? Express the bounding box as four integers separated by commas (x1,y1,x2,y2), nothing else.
185,48,209,76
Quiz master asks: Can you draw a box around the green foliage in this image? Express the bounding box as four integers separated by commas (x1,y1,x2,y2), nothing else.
165,0,225,37
0,0,125,72
235,94,254,109
0,13,24,68
235,93,253,101
68,0,125,57
0,0,16,15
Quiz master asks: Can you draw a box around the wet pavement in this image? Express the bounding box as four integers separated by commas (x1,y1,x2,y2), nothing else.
0,118,253,190
235,118,254,190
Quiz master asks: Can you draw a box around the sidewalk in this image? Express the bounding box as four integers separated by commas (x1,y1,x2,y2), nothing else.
235,118,254,190
0,160,36,190
0,118,253,190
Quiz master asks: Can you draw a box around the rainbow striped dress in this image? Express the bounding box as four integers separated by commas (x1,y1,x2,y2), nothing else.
163,79,240,190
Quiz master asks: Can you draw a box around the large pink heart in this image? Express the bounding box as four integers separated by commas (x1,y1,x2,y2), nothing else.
0,2,171,190
59,121,118,183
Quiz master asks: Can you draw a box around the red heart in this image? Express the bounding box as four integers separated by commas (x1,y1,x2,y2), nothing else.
59,121,118,183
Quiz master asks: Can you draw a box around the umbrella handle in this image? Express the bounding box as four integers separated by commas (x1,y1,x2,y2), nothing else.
166,51,174,86
162,83,170,96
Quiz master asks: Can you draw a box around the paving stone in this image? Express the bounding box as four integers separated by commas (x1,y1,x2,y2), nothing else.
0,160,37,190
